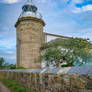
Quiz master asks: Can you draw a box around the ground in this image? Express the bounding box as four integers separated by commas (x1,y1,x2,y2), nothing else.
0,82,10,92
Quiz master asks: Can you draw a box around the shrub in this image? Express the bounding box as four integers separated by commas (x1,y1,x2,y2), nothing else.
9,65,16,69
16,66,25,69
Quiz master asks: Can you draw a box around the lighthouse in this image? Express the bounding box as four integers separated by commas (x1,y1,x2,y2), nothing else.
15,0,45,68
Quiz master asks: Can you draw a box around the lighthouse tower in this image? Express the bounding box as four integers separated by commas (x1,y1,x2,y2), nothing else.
15,0,45,68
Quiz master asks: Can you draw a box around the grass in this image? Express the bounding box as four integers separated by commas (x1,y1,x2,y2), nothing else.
0,75,35,92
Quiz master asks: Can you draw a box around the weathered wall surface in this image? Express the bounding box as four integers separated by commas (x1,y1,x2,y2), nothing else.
15,17,45,69
0,66,92,92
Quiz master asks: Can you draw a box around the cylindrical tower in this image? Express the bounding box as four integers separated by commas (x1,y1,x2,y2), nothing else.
15,0,45,68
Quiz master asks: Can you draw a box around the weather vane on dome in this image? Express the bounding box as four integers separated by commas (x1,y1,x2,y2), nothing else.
27,0,33,2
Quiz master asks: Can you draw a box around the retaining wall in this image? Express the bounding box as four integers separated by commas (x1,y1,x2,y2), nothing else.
0,66,92,92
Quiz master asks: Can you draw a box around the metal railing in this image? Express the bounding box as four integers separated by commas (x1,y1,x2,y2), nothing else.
19,11,42,19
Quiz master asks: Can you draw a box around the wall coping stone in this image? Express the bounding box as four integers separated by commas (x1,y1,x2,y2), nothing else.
0,66,92,75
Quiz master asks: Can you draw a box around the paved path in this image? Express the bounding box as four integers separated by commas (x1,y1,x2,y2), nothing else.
0,82,10,92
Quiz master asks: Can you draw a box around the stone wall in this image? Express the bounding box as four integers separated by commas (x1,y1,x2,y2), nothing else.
0,66,92,92
15,17,45,69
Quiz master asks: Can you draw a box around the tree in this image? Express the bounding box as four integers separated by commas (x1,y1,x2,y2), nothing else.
42,48,62,67
42,37,92,67
42,48,74,67
65,38,91,65
0,57,4,66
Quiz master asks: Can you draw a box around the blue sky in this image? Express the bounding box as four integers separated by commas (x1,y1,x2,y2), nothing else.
0,0,92,64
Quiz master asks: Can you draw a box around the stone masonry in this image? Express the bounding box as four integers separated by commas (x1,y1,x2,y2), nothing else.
0,66,92,92
15,17,45,68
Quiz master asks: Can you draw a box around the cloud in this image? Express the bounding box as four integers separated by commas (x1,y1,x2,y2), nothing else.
0,39,16,49
71,0,92,13
4,0,19,3
72,7,81,13
0,48,16,64
83,5,92,11
72,5,92,13
0,0,92,64
72,0,84,3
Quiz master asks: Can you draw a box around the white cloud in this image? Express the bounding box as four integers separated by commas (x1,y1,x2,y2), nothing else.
72,0,84,3
72,5,92,13
4,0,19,3
5,56,16,60
82,5,92,11
72,7,82,13
0,39,16,49
6,50,15,54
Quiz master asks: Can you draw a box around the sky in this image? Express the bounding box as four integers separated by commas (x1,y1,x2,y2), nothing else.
0,0,92,64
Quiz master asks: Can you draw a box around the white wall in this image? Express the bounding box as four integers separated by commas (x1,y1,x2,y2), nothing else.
46,35,59,42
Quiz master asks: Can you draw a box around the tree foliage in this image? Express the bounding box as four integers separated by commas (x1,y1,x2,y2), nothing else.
0,57,4,66
42,37,92,67
43,48,74,67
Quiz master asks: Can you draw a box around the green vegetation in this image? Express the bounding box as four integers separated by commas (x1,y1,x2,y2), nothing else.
0,57,9,69
0,57,4,66
42,37,92,67
8,65,25,69
0,61,25,69
0,75,34,92
9,64,16,69
16,66,25,69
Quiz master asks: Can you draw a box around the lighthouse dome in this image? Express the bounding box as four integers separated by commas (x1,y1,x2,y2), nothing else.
19,0,42,18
